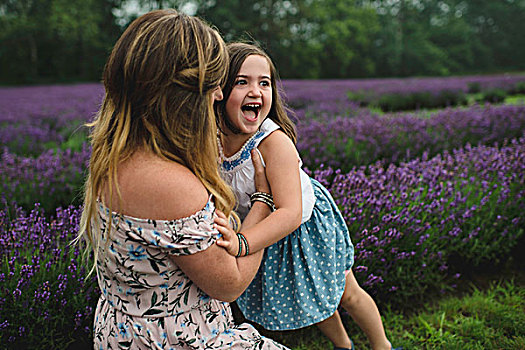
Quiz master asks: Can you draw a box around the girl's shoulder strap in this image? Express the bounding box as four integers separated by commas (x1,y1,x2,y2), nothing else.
254,118,280,148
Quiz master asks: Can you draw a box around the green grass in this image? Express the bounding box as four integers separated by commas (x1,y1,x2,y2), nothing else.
364,93,525,117
385,280,525,349
505,95,525,105
261,279,525,349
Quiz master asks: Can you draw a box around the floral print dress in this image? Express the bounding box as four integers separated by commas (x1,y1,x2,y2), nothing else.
93,195,288,349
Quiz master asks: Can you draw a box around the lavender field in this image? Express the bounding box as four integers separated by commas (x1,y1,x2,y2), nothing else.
1,74,525,347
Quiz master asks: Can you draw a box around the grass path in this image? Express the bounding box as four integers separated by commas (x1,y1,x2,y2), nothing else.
384,280,525,349
260,270,525,349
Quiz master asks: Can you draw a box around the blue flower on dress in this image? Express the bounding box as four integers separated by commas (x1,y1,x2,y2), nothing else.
220,131,264,171
159,283,169,289
134,323,143,332
211,328,219,336
223,328,234,336
117,322,130,338
127,245,147,261
199,294,210,302
153,230,161,237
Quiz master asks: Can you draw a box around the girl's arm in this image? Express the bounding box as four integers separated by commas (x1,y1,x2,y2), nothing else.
241,129,303,253
215,149,272,256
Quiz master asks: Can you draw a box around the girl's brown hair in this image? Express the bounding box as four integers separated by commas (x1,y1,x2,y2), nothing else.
216,42,297,144
76,9,235,275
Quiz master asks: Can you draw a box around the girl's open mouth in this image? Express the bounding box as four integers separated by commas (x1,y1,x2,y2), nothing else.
241,103,261,122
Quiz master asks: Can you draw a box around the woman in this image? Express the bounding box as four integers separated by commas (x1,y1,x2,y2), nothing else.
76,9,287,349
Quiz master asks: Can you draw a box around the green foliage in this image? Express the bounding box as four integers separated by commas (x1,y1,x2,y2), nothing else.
1,0,525,81
0,0,120,84
511,82,525,95
467,82,482,94
375,90,468,112
194,0,379,79
347,89,470,112
347,90,375,106
478,88,508,104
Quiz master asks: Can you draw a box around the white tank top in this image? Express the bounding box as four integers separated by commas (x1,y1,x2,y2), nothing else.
218,118,315,222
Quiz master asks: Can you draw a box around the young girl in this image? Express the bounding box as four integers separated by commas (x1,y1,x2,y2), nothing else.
214,43,397,350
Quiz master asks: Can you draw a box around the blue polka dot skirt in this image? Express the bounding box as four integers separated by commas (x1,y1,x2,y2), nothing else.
237,178,355,331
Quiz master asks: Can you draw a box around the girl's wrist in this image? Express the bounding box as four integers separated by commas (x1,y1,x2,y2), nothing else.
250,200,272,216
236,232,250,256
250,192,275,212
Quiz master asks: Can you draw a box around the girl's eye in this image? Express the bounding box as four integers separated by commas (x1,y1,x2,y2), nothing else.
234,79,247,85
260,80,271,87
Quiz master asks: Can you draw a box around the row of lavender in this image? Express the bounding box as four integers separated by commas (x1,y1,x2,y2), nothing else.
2,74,525,156
297,104,525,171
2,103,524,214
282,73,525,113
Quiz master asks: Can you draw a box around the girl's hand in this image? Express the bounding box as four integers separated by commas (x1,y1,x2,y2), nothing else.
251,149,271,194
214,210,239,256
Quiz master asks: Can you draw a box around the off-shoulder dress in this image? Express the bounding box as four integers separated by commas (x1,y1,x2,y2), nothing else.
93,195,288,349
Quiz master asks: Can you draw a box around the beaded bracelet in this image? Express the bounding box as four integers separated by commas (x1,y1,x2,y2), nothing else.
251,191,273,200
237,232,250,256
229,215,239,232
236,233,243,257
250,192,276,211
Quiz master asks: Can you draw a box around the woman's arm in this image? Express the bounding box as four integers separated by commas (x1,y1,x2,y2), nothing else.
171,200,269,302
172,228,264,302
172,150,272,302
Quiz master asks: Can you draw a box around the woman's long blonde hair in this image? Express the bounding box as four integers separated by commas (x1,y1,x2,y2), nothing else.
76,9,236,274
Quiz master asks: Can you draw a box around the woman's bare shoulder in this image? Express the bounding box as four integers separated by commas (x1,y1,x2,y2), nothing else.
113,151,209,220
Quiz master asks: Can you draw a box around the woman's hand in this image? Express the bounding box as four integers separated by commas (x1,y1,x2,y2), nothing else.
251,149,271,194
214,210,239,256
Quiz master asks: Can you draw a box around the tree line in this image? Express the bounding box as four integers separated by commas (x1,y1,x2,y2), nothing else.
1,0,524,84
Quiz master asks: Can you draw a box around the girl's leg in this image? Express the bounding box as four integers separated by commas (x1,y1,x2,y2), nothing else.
340,270,392,350
315,310,353,349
